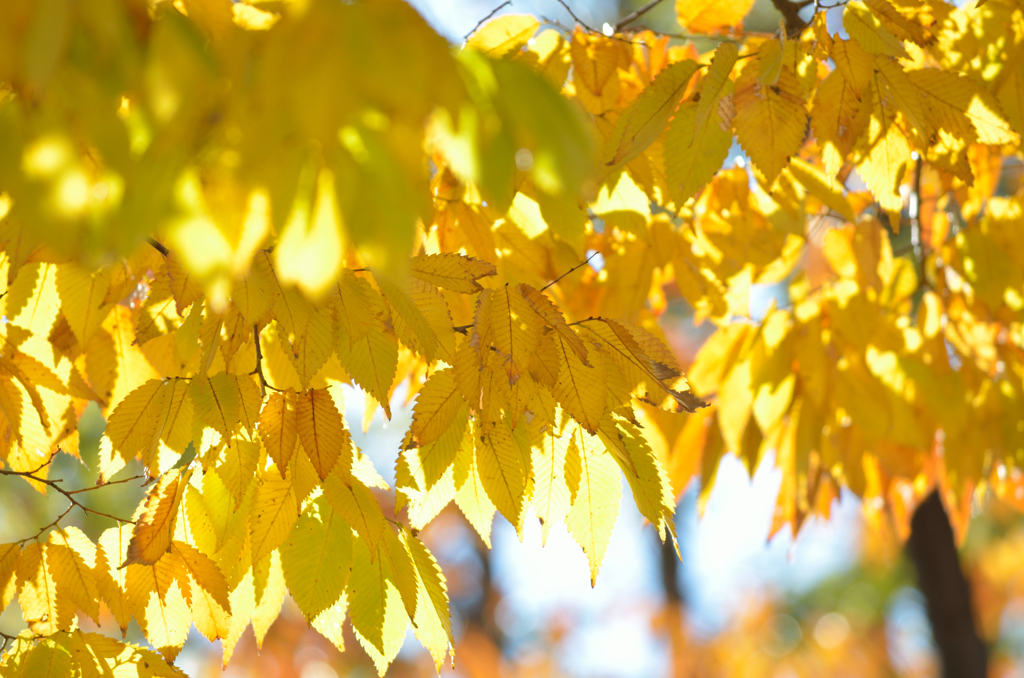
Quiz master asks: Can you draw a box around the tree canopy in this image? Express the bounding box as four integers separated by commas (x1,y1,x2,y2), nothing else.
0,0,1022,675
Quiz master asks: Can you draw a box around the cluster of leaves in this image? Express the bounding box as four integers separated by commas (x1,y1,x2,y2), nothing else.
0,0,1023,674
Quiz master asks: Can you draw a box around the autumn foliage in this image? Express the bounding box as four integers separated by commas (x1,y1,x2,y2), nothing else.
0,0,1022,674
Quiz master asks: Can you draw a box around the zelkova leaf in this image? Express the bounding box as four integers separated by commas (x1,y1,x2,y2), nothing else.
259,389,299,473
410,253,497,294
581,318,706,413
604,60,700,167
402,529,454,668
169,541,231,612
335,308,398,419
733,64,808,185
464,14,539,58
552,333,607,433
124,469,190,567
490,283,545,385
667,94,735,204
250,472,299,565
55,264,113,347
564,424,621,586
46,528,100,624
18,542,72,636
281,500,354,621
476,415,532,536
693,42,739,143
517,283,589,364
296,388,352,481
907,68,1018,146
677,0,755,33
843,0,908,58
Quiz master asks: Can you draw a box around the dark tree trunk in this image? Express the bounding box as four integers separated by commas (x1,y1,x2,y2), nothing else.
906,490,987,678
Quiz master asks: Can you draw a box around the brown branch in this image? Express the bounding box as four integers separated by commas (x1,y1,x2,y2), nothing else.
769,0,813,36
146,237,169,257
0,466,138,544
616,0,668,30
249,324,282,397
907,491,988,678
464,0,513,40
555,0,599,33
541,251,600,292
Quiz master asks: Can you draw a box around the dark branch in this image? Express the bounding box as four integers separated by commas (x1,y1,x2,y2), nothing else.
249,324,282,397
146,237,169,257
769,0,813,36
541,251,600,292
616,0,668,30
463,0,513,41
555,0,599,33
907,491,987,678
0,464,138,543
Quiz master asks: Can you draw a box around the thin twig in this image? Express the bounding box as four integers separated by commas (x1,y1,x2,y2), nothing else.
0,631,15,653
146,237,169,257
463,0,512,40
541,251,600,291
249,324,282,397
0,467,137,543
65,474,148,494
555,0,599,33
616,0,668,30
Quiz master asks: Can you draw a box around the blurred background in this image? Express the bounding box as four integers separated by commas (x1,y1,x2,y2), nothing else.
4,0,1024,677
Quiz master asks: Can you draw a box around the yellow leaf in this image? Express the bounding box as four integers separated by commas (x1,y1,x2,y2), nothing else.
249,473,298,565
787,157,857,221
95,525,132,635
0,543,19,609
533,426,572,545
164,252,204,316
15,638,72,678
322,470,387,555
862,0,935,46
46,528,100,624
694,43,739,138
349,538,407,669
280,499,354,621
552,333,607,433
125,469,189,566
296,388,351,481
810,70,871,177
873,56,928,142
604,60,700,167
843,0,908,58
310,597,348,653
105,378,187,471
259,390,299,474
857,108,911,212
564,424,621,586
518,284,589,364
490,284,544,384
284,310,333,390
17,542,71,635
465,14,539,59
274,168,344,300
410,253,497,294
170,541,231,612
335,309,398,419
453,422,496,547
56,264,113,347
733,65,807,185
125,558,191,660
908,68,1018,146
599,416,676,539
376,273,454,363
666,94,735,204
830,39,873,96
402,529,454,670
253,550,288,649
676,0,755,32
189,373,240,439
476,415,532,535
